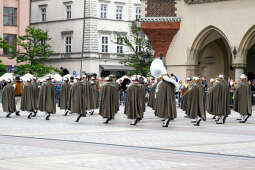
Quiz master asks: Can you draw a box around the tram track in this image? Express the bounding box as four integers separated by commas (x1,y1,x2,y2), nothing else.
0,134,255,160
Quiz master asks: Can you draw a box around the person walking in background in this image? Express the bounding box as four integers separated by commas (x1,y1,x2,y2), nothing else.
187,77,206,126
209,75,230,124
120,77,131,105
20,78,36,119
234,74,252,123
155,73,179,128
59,77,71,116
38,77,56,120
89,76,99,115
31,77,40,117
124,75,146,125
2,79,19,118
148,78,157,110
70,76,85,122
99,77,117,124
177,80,183,107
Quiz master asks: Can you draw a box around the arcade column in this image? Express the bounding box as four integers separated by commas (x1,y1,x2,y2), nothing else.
232,63,246,81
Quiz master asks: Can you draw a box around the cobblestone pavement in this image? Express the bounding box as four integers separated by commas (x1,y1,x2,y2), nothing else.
0,105,255,170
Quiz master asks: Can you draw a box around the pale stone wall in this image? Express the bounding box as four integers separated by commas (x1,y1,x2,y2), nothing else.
165,0,255,81
31,0,141,75
0,0,30,65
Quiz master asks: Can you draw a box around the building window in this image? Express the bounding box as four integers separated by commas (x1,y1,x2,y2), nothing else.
116,6,123,20
102,36,108,53
3,34,16,55
136,45,142,53
3,7,17,26
65,36,72,53
135,7,141,20
41,39,46,45
41,8,47,22
117,38,123,54
66,5,71,19
100,4,107,19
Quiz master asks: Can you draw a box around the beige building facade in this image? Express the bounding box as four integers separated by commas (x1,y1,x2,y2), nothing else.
0,0,30,65
30,0,141,77
140,0,255,81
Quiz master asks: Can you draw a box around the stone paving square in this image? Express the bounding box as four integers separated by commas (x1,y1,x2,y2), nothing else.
0,106,254,170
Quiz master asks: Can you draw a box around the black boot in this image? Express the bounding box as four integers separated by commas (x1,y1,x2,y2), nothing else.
64,110,69,116
75,114,83,122
194,117,202,126
6,113,12,118
215,116,220,122
223,116,227,124
162,118,171,127
46,113,51,120
16,111,20,116
130,118,141,125
104,117,112,124
27,113,33,119
90,110,94,115
240,114,250,123
32,111,37,117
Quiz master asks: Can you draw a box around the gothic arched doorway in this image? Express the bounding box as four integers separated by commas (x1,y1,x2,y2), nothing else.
239,25,255,81
246,44,255,80
188,26,233,81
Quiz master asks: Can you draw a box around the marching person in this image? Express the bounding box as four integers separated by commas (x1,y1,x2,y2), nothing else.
110,75,120,113
206,78,216,118
148,78,157,110
59,77,71,116
31,77,39,117
89,76,99,115
99,76,117,124
181,77,192,118
151,58,179,127
69,76,85,122
38,77,56,120
210,75,230,124
124,75,146,125
2,79,19,118
138,76,147,113
234,74,252,123
187,77,206,126
20,78,36,119
82,75,91,116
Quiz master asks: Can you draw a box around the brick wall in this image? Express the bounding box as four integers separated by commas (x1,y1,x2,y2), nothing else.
145,0,176,17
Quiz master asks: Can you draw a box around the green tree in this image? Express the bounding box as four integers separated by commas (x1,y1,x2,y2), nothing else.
10,26,61,76
10,26,53,65
14,63,62,77
116,22,153,76
0,60,8,76
0,37,8,76
0,37,9,51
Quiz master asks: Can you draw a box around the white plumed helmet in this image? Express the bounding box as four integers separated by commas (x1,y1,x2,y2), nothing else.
150,58,166,78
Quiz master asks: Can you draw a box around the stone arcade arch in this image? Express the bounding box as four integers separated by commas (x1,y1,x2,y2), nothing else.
187,26,234,80
239,25,255,80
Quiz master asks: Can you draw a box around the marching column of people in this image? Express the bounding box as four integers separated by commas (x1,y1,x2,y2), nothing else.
0,58,254,127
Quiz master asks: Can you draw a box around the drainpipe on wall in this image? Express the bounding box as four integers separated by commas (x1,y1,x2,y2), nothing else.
29,0,32,25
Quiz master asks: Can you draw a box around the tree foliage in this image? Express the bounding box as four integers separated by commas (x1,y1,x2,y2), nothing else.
10,26,53,65
0,37,9,50
0,37,8,76
14,62,62,77
116,22,153,76
8,26,61,77
0,60,7,76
